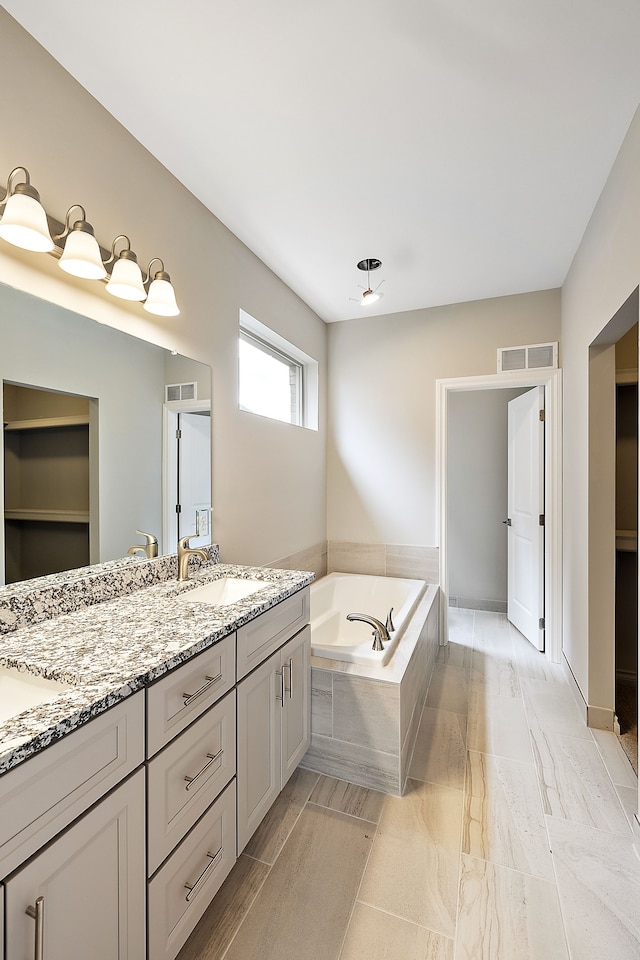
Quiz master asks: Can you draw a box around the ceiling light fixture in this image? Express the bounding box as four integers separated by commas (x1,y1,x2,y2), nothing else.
353,257,384,307
0,165,180,317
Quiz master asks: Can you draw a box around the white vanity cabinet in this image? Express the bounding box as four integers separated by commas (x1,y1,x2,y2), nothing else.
4,769,145,960
237,623,310,852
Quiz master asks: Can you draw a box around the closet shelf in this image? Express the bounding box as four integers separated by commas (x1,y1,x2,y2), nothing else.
3,415,89,432
4,508,90,524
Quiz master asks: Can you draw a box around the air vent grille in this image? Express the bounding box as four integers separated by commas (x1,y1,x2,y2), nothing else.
497,342,558,374
165,382,197,402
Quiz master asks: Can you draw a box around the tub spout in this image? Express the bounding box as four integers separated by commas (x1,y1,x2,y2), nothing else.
346,613,390,651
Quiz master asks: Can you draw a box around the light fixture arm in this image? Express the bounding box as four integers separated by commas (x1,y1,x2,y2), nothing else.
0,167,40,207
53,204,88,242
144,257,166,285
104,234,135,267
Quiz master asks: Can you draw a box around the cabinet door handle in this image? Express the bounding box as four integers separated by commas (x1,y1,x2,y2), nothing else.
25,896,45,960
287,657,294,699
184,748,224,791
184,847,223,902
275,668,284,707
182,672,222,707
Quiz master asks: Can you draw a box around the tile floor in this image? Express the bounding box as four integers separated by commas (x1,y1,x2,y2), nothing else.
177,609,640,960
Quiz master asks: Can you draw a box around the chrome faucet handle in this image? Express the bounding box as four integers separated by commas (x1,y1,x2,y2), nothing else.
385,607,395,633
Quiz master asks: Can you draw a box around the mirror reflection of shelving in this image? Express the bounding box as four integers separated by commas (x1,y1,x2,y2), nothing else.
3,383,90,583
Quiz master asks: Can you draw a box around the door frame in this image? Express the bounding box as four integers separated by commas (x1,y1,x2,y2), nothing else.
162,398,211,556
436,368,563,664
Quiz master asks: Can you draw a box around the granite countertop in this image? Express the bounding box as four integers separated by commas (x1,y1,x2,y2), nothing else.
0,562,314,776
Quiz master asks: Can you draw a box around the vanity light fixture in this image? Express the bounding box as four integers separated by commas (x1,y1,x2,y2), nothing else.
104,235,147,301
352,257,384,307
0,164,181,317
56,205,106,280
144,258,180,316
0,167,54,253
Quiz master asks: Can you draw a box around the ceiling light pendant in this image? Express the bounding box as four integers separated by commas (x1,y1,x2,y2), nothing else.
105,235,147,301
0,167,54,253
57,205,107,280
144,258,180,317
356,257,384,307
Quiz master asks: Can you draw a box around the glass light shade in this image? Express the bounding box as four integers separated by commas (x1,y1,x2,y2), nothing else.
144,275,180,316
0,192,54,252
59,227,106,280
105,254,146,301
361,289,380,306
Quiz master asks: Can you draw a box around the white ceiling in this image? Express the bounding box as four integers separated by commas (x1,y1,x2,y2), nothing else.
4,1,640,323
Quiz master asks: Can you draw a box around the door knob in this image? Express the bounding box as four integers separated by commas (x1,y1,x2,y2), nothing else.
502,518,512,526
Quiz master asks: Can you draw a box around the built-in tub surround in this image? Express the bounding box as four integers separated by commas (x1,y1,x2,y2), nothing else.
301,576,439,795
0,555,314,775
327,541,438,582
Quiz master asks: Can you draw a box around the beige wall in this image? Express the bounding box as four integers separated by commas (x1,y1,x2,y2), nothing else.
327,290,560,546
0,10,327,567
562,102,640,710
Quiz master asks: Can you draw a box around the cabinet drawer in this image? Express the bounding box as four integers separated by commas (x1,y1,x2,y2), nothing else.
147,690,236,875
148,779,236,960
236,587,309,680
0,693,144,879
147,633,235,757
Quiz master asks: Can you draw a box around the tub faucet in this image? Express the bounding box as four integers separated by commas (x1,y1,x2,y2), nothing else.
177,535,208,581
385,607,395,633
346,613,390,651
127,530,158,559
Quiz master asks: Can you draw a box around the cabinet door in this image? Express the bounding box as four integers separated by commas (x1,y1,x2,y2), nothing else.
281,626,311,786
236,653,281,854
5,770,145,960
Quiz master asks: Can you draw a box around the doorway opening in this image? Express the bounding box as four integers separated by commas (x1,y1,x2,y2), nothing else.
437,368,562,663
163,399,212,556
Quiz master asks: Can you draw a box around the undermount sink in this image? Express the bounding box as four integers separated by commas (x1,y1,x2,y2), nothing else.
0,666,72,725
179,577,268,607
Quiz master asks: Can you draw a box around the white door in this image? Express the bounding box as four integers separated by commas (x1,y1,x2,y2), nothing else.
507,386,545,649
178,411,211,548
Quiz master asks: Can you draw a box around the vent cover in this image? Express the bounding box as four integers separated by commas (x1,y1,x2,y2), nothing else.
165,382,197,402
497,342,558,373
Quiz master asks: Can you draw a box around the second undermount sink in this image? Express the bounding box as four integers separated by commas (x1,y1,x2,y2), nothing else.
0,666,72,726
179,577,268,607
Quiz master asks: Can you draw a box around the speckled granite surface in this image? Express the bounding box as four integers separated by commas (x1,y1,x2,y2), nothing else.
0,557,313,776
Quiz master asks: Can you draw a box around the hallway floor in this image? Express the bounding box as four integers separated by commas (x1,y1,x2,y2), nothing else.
177,609,640,960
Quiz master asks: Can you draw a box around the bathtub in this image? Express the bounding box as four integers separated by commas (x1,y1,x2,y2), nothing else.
302,572,440,795
310,572,426,665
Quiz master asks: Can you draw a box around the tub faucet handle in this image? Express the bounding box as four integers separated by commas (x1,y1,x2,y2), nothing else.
346,612,390,651
385,607,395,633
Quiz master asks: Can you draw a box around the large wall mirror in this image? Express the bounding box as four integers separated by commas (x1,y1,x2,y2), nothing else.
0,281,211,585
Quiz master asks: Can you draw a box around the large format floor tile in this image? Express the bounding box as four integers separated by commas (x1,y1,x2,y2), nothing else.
339,902,454,960
454,855,569,960
463,750,554,880
467,687,533,762
547,815,640,959
358,779,463,938
224,804,375,960
530,727,631,835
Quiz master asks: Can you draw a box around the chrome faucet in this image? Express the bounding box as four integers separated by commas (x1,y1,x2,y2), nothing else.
127,530,159,559
346,613,391,651
177,535,208,581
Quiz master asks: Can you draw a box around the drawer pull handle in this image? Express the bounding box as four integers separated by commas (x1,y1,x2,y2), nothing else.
183,672,222,707
275,668,284,707
184,847,223,902
25,897,45,960
184,748,224,790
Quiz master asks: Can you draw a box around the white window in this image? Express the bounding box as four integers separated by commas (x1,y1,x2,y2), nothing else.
239,310,318,430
